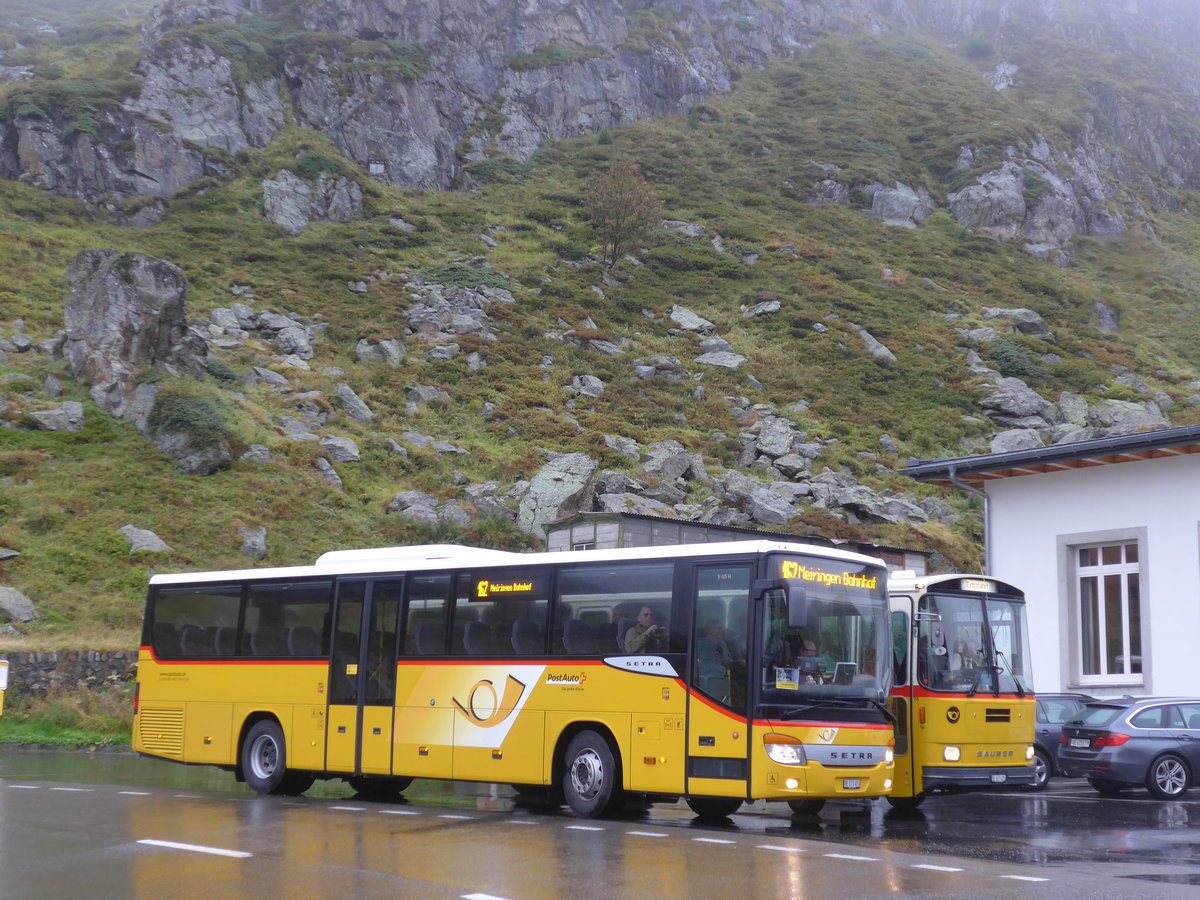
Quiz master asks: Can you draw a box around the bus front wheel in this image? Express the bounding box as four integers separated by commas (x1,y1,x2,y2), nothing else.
242,720,295,795
563,730,622,818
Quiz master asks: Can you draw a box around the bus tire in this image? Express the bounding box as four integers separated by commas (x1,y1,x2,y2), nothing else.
686,797,742,819
348,776,413,801
241,720,292,795
788,798,826,816
563,730,622,818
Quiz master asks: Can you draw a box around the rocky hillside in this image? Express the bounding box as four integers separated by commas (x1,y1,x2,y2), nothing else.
1,0,1200,646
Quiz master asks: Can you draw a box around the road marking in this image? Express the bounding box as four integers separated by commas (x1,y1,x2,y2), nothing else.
824,852,878,862
626,830,668,837
1001,875,1050,882
50,787,93,792
508,820,540,825
566,824,604,831
8,785,40,790
119,791,152,796
138,839,252,859
331,805,367,811
381,809,420,816
693,837,736,844
758,845,805,853
463,894,514,900
913,864,962,872
438,814,474,820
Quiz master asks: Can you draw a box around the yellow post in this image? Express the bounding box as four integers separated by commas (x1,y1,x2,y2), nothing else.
0,659,8,716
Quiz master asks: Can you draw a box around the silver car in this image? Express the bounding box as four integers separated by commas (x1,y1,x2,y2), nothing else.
1057,696,1200,799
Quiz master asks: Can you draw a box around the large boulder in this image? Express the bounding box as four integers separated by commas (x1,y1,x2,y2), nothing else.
516,453,599,535
64,249,207,416
0,586,40,623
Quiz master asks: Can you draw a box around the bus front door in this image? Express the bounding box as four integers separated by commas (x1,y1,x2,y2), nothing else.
889,603,918,798
685,562,753,800
326,579,403,775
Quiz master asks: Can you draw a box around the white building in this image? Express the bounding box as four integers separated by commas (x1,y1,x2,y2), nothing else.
903,425,1200,698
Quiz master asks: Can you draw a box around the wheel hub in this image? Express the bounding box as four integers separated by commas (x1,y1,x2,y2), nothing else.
570,748,604,800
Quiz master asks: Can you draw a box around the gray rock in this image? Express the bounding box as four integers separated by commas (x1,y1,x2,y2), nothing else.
596,492,677,516
119,524,173,553
568,374,605,398
29,401,84,432
661,220,706,238
669,304,715,334
387,491,440,514
407,385,451,409
742,300,781,318
982,307,1055,342
602,434,641,460
1096,301,1119,332
355,338,405,367
516,453,599,535
990,428,1045,453
64,249,206,418
0,548,20,561
0,586,39,623
320,435,361,463
462,481,510,517
866,181,934,228
314,457,344,489
641,440,694,481
754,416,801,458
262,169,363,234
239,444,273,462
695,351,747,369
238,525,268,559
1088,399,1171,435
337,384,374,423
858,329,898,366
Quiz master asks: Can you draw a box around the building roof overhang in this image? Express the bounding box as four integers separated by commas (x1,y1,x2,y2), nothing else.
901,424,1200,488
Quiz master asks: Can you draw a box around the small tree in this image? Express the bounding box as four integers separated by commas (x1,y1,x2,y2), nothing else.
585,162,661,268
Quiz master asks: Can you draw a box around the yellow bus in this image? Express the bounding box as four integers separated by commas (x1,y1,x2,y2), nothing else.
886,572,1036,809
133,540,895,818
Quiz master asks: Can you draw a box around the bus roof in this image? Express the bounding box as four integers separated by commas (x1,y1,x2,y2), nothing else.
887,571,1023,597
148,540,888,586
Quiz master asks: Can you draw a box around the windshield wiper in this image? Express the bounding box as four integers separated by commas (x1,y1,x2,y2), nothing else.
994,650,1027,697
776,697,890,721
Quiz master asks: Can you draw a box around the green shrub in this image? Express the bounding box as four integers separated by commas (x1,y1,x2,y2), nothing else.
294,150,342,179
147,390,231,450
990,335,1048,379
417,262,510,289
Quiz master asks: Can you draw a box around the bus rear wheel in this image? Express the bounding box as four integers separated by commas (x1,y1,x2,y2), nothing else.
563,730,622,818
788,798,826,816
242,720,297,795
885,793,925,811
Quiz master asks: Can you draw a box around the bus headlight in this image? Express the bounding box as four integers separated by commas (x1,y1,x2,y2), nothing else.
943,745,961,762
1026,745,1035,761
764,734,807,766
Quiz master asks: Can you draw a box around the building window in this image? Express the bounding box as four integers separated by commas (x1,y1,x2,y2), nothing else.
1075,541,1142,684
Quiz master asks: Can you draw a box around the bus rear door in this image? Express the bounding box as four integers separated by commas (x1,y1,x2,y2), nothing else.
326,579,403,775
685,562,753,800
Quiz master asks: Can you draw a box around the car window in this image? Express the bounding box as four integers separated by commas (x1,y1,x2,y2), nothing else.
1041,697,1083,724
1131,705,1174,728
1071,704,1124,727
1177,702,1200,730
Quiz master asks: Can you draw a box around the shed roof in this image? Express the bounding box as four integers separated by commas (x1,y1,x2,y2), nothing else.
901,424,1200,488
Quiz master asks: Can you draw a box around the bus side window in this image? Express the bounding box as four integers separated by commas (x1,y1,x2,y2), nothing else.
404,574,450,656
891,610,909,687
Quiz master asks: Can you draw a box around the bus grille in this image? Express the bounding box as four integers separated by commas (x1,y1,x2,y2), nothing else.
985,708,1011,723
139,707,185,757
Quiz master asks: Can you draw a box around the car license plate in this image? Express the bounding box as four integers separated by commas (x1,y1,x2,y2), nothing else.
1069,738,1090,748
842,778,861,790
991,773,1007,783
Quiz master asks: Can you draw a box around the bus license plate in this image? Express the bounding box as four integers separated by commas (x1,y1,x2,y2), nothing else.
990,773,1007,783
1069,738,1090,748
842,778,861,790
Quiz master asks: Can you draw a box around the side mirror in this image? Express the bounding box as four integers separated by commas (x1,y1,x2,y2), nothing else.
754,579,808,628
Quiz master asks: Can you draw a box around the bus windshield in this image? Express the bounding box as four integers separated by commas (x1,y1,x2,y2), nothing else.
917,592,1033,694
759,554,890,714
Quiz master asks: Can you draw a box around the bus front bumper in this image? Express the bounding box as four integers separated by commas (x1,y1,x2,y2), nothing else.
922,765,1036,789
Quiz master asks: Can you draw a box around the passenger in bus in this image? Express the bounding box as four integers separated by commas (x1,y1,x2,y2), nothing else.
696,620,733,697
625,605,667,653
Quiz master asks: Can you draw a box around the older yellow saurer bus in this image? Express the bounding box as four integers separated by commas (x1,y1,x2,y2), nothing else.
134,541,895,818
887,572,1036,809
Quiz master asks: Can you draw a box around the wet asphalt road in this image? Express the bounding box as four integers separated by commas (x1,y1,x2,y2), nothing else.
1,749,1199,898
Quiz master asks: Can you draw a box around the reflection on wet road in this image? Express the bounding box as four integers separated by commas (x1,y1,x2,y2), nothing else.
2,750,1199,897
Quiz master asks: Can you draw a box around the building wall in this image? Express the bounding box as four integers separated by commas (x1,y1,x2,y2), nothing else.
986,452,1200,697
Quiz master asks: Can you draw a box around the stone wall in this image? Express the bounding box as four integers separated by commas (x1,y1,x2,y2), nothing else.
1,650,137,698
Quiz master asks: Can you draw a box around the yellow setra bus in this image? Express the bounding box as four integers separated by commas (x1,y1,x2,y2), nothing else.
886,572,1036,809
134,540,895,818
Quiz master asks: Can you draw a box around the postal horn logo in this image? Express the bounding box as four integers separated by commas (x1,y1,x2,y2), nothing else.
452,674,526,727
817,727,838,743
